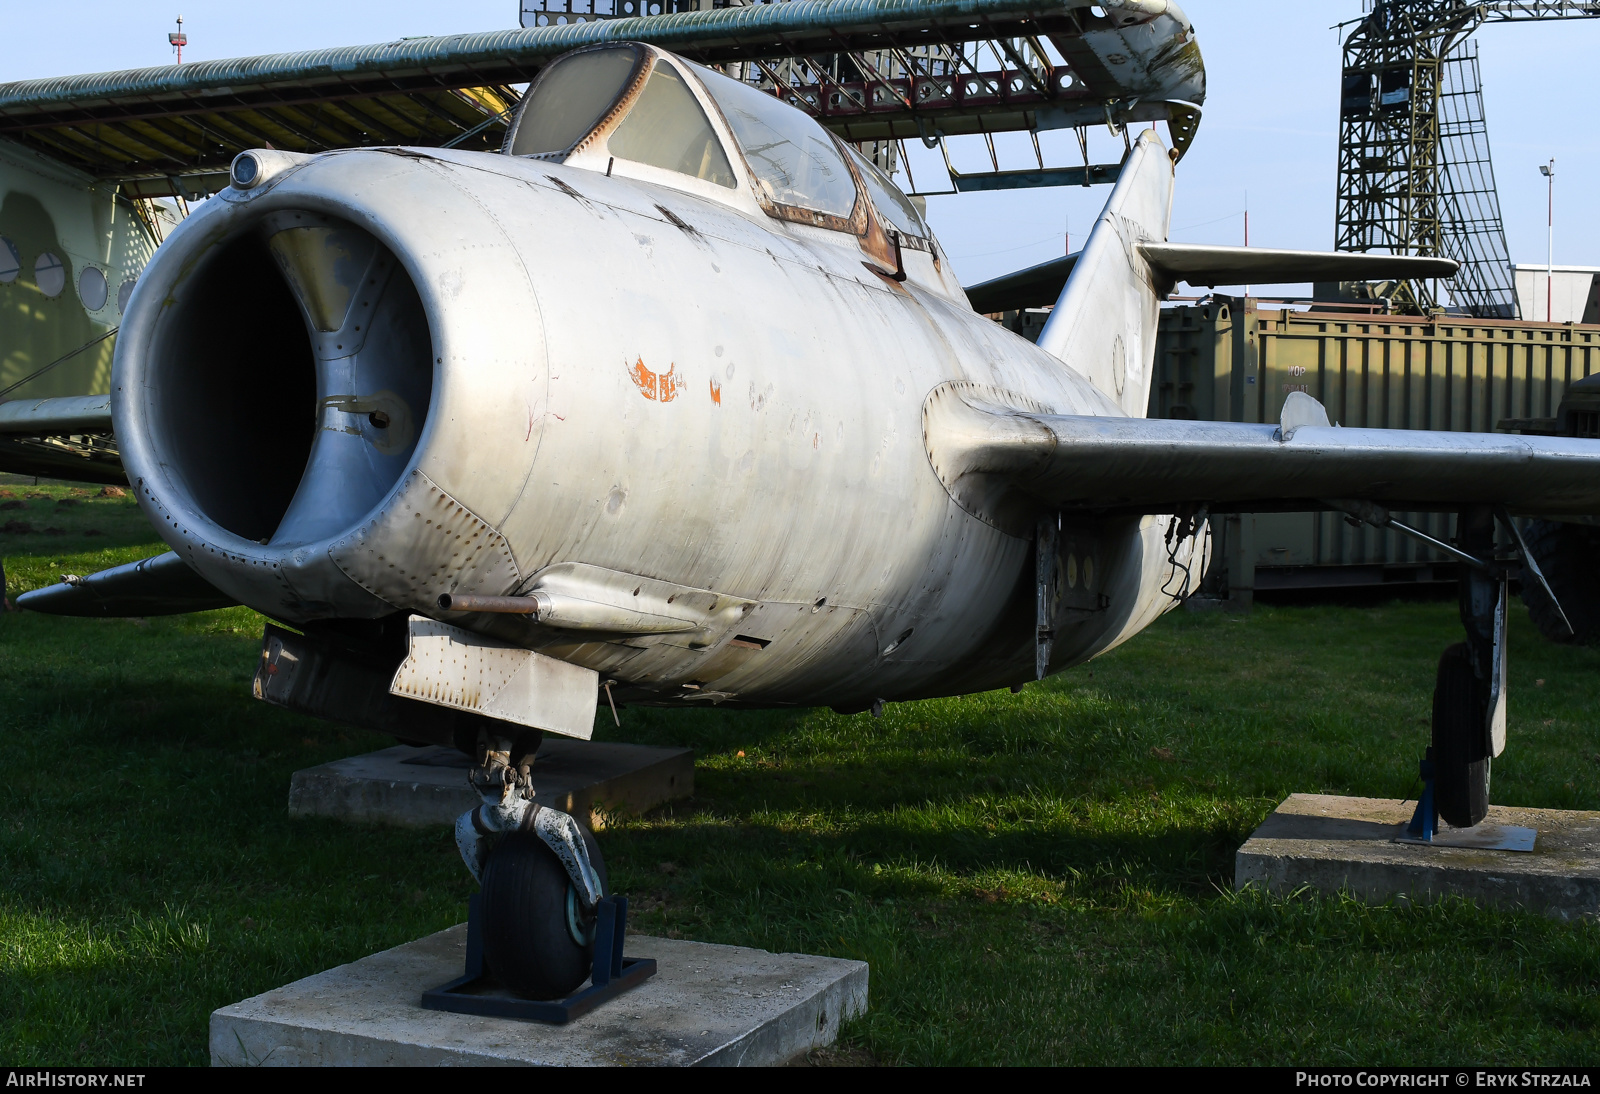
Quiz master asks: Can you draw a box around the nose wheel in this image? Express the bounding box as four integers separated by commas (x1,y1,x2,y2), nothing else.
452,728,614,999
481,824,609,999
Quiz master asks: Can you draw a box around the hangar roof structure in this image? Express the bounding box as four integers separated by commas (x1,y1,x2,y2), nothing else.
0,0,1205,199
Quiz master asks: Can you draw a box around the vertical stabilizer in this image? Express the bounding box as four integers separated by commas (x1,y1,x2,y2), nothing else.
1036,130,1175,418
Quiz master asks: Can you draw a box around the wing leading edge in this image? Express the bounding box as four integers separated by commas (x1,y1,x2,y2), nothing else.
922,384,1600,534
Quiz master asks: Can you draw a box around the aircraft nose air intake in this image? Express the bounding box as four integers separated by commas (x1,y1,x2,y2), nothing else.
129,210,431,552
257,212,430,547
109,152,482,623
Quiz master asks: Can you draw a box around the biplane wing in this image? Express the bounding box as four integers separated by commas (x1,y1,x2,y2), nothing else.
0,394,123,485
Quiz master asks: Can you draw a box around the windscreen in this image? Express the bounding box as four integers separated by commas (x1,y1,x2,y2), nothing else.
509,46,640,157
608,59,737,187
695,66,858,218
845,146,927,239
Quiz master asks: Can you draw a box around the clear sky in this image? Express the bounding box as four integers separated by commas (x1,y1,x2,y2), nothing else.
1,1,1593,294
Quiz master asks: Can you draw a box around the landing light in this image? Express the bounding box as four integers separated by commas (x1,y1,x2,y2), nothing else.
230,152,261,189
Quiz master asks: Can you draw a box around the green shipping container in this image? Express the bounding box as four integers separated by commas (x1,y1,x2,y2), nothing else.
1151,298,1600,600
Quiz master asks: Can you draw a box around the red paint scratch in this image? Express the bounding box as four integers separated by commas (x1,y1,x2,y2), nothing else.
628,357,681,402
709,378,722,406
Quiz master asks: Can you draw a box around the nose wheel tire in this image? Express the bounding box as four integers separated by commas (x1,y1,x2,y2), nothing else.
480,823,609,999
1432,642,1490,829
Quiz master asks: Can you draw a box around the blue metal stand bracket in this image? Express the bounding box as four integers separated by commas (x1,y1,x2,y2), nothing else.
1393,748,1537,852
1398,750,1439,843
421,893,657,1023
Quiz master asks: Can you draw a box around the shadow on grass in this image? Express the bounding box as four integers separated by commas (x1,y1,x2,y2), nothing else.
4,595,1600,1063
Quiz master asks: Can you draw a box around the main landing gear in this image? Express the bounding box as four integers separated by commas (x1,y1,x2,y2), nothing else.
453,728,610,999
1428,507,1503,829
1334,502,1569,835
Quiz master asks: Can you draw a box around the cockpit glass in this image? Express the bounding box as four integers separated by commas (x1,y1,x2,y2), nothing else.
509,45,640,157
608,59,737,188
694,67,858,218
844,146,928,240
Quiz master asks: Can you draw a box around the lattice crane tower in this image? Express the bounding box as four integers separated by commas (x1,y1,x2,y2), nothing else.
1335,0,1599,317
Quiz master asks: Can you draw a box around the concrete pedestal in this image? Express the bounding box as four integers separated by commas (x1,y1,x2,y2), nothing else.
288,740,692,829
210,926,868,1066
1236,793,1600,919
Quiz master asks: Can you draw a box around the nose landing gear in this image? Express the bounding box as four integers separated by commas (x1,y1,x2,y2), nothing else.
426,726,657,1019
453,729,612,999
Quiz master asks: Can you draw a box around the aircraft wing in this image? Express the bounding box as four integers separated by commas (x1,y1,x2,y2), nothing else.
964,246,1459,313
1,394,235,612
923,384,1600,532
14,551,236,616
0,394,124,485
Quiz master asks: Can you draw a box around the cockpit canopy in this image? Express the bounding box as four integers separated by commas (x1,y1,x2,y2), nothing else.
503,42,929,243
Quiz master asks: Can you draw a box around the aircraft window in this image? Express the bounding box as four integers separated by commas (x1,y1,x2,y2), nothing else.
608,60,736,188
844,145,928,240
34,252,65,298
0,237,18,283
78,266,108,311
509,45,641,157
117,278,137,314
696,68,858,218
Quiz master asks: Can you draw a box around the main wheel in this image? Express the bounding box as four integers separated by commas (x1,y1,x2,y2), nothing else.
480,823,608,999
1432,642,1490,829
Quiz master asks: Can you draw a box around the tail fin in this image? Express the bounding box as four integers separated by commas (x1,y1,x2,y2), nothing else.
1036,129,1174,418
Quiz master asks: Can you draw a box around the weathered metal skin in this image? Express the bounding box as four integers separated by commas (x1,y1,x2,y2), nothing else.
112,109,1199,716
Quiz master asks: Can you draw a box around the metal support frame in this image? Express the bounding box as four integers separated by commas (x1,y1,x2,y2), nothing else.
421,892,656,1023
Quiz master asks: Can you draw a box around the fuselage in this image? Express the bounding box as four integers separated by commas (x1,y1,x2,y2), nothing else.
113,62,1199,714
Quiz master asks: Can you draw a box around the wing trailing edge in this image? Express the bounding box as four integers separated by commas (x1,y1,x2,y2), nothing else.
922,383,1600,534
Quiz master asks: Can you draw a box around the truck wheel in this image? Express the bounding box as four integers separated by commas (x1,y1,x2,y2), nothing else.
1520,519,1600,644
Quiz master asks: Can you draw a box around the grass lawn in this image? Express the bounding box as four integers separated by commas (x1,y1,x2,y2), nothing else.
3,481,1600,1065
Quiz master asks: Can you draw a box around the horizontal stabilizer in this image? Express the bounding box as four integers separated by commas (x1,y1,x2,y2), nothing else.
922,383,1600,532
1138,243,1459,289
17,551,237,617
965,253,1079,314
964,247,1459,314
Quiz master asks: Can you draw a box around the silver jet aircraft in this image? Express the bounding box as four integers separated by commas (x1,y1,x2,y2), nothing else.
12,27,1600,997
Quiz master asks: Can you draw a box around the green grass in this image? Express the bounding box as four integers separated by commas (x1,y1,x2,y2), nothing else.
3,489,1600,1064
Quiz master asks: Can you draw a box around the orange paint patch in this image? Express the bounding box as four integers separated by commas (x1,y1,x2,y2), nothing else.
628,358,683,402
709,378,722,405
658,365,682,402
